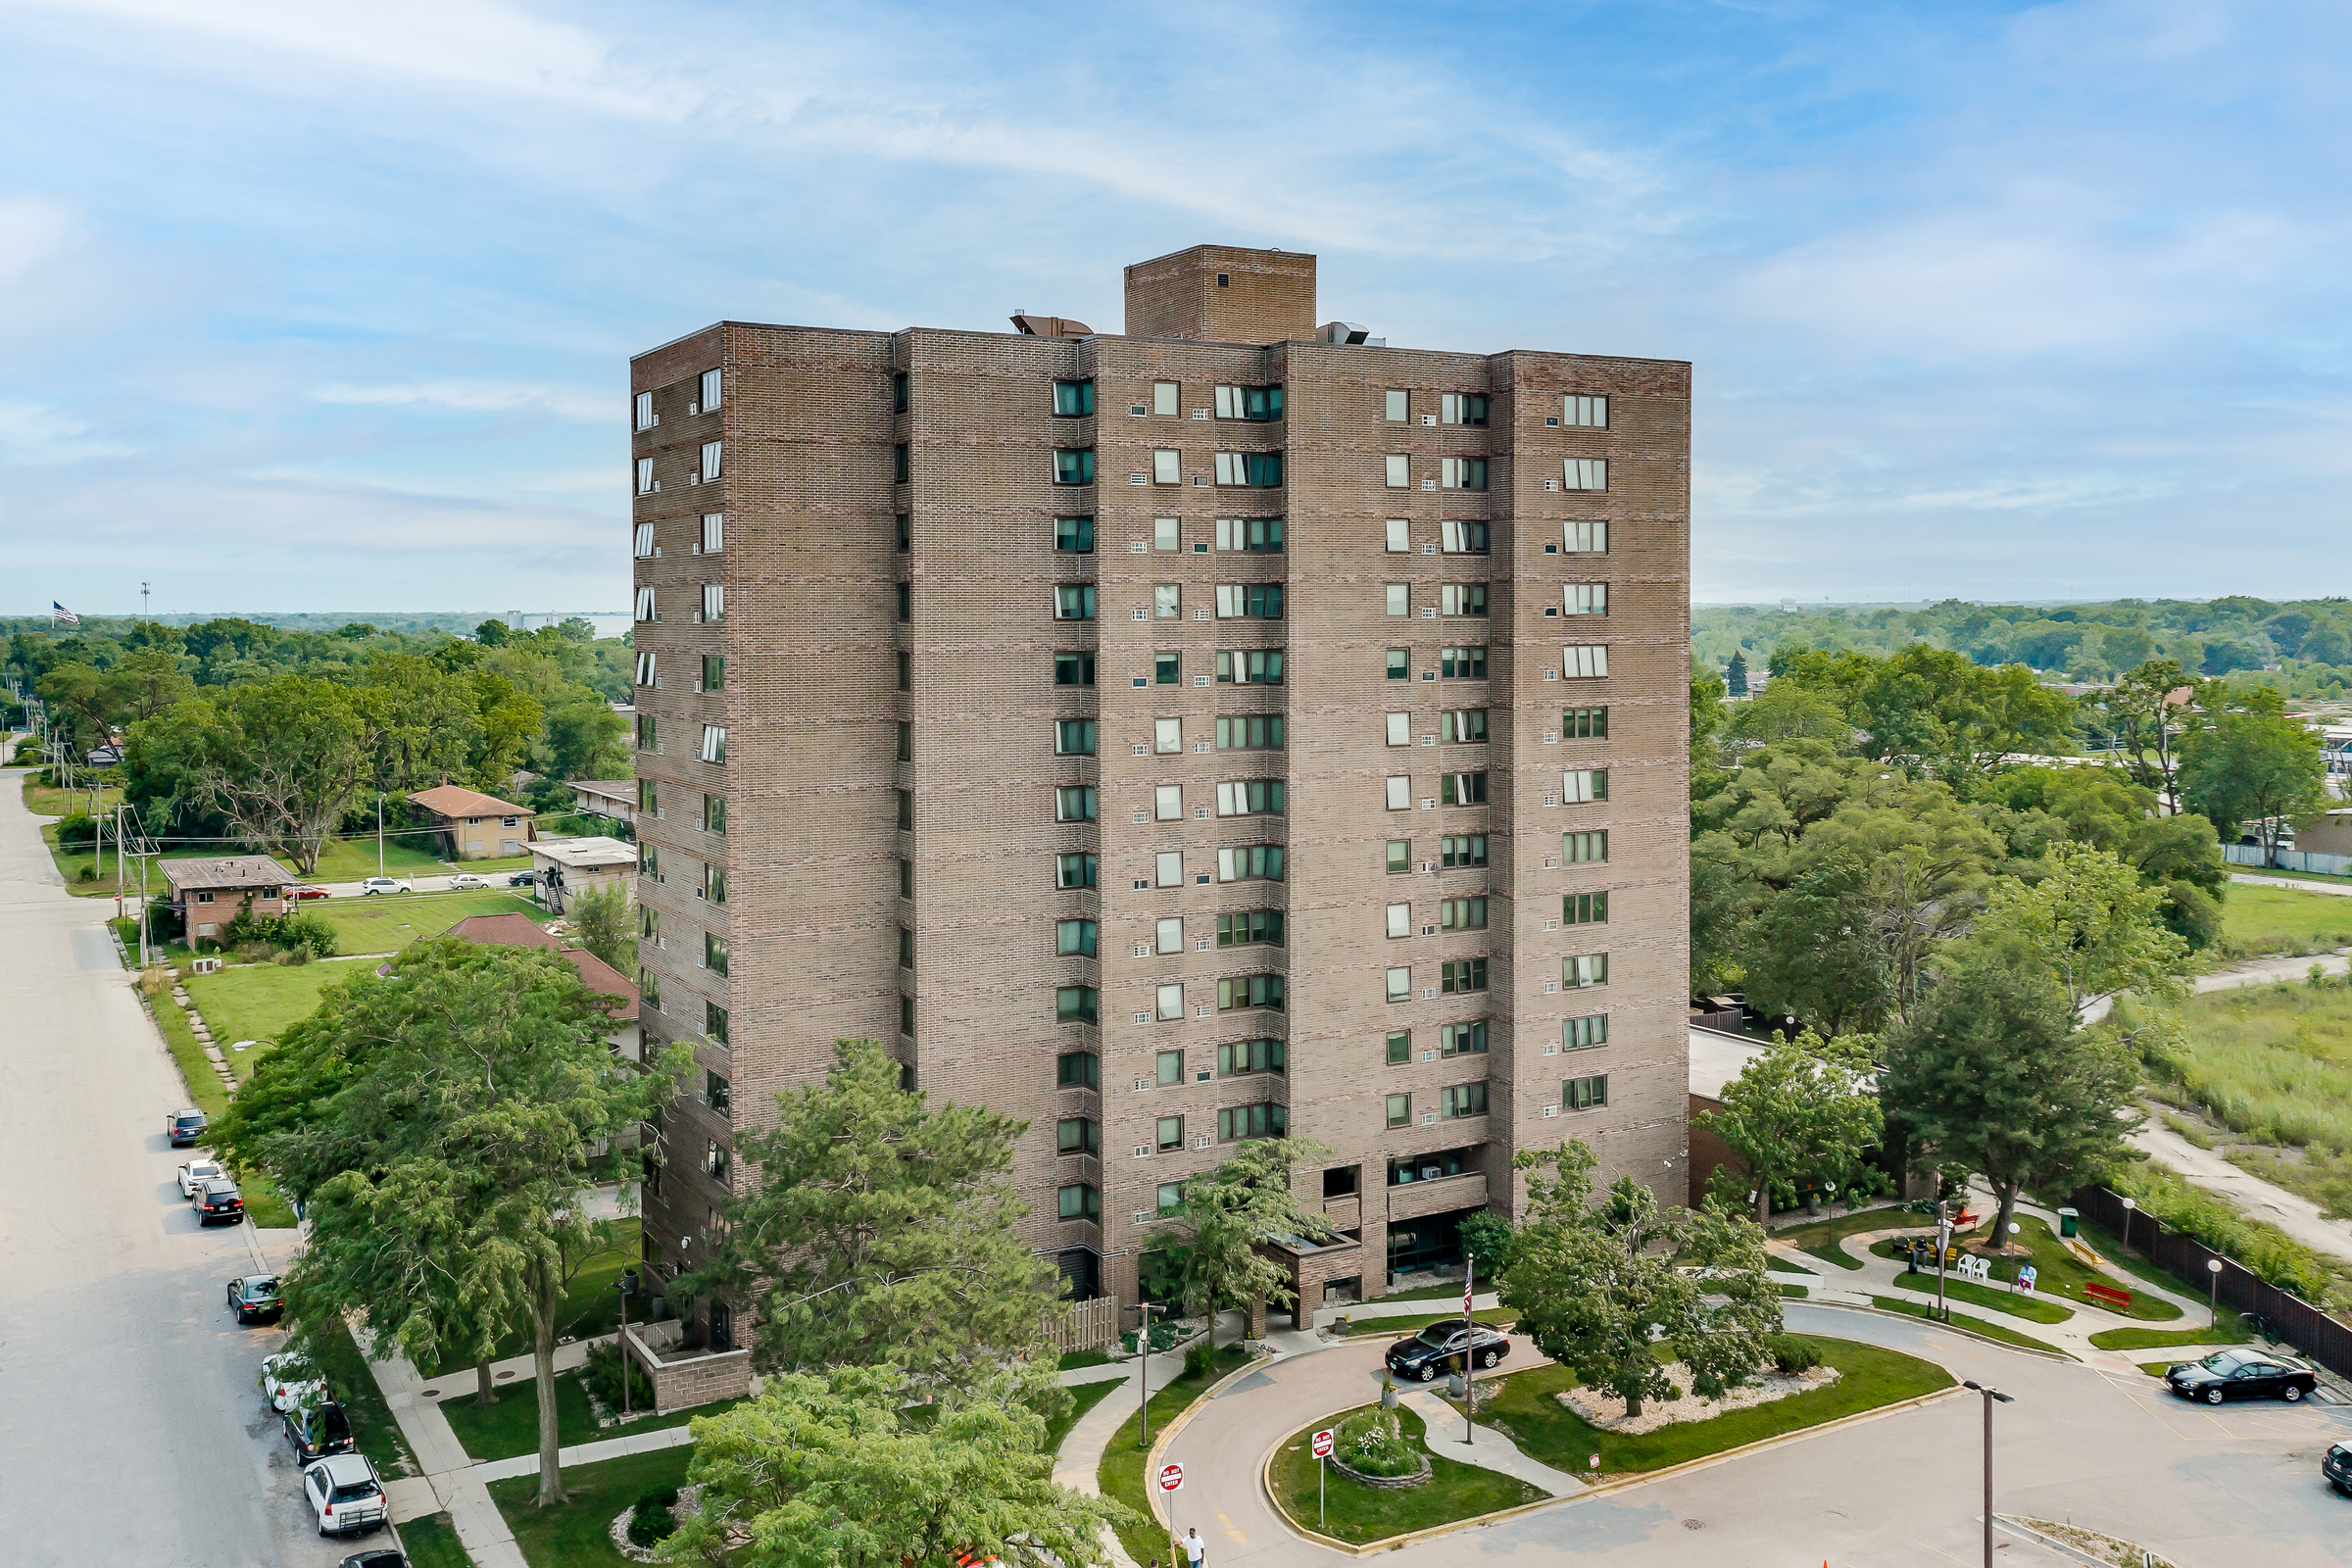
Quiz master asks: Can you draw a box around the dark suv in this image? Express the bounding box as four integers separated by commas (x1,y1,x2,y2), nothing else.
167,1109,208,1148
194,1178,245,1225
285,1400,356,1463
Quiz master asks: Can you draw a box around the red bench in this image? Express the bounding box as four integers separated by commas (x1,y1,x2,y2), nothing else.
2082,1282,2133,1310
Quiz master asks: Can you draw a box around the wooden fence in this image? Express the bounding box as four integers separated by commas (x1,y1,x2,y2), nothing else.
2067,1186,2352,1381
1042,1296,1122,1356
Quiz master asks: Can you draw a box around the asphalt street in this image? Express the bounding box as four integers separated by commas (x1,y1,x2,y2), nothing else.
0,765,357,1567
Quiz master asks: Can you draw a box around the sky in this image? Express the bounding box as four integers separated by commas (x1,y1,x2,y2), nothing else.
3,0,2349,615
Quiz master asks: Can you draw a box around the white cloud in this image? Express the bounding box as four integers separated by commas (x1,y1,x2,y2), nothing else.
311,379,612,422
0,400,134,463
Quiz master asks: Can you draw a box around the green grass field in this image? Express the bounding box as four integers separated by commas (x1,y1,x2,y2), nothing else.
2221,885,2352,958
1883,1273,2073,1322
1872,1217,2180,1321
1269,1400,1544,1544
184,961,338,1063
441,1370,739,1461
1773,1204,1923,1270
2087,1311,2252,1350
20,778,122,817
392,1515,468,1568
311,887,545,955
1341,1306,1517,1339
490,1444,696,1568
2146,980,2352,1223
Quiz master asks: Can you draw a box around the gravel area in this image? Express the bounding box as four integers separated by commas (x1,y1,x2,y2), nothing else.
1556,1361,1842,1435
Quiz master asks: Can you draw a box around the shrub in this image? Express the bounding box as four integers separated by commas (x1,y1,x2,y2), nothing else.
1334,1407,1421,1477
2111,1164,2337,1305
1763,1335,1822,1376
583,1340,656,1411
1459,1211,1519,1277
1183,1338,1215,1382
1121,1317,1185,1356
233,941,272,965
274,911,338,958
55,813,97,852
626,1490,677,1546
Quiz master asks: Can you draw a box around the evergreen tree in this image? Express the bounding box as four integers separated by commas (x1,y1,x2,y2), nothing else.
1725,649,1749,698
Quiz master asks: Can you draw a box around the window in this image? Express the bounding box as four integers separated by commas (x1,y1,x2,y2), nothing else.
1566,584,1608,616
1387,1030,1412,1065
1441,457,1487,491
898,651,910,691
1562,645,1610,678
1217,909,1284,948
1057,1184,1101,1221
1564,1014,1609,1051
1562,768,1608,804
1565,394,1608,427
891,370,907,413
1153,515,1179,552
640,779,660,814
1217,845,1285,883
1054,379,1096,416
1156,983,1184,1021
898,858,911,898
1215,779,1285,817
1153,717,1182,754
1386,584,1410,616
1156,1050,1184,1087
1054,720,1098,756
1219,1038,1285,1076
1214,584,1284,619
636,713,657,751
706,1069,731,1111
1441,1020,1488,1055
635,586,657,623
703,931,728,975
1215,649,1284,684
1156,852,1184,888
1155,784,1182,821
1056,986,1098,1023
636,456,655,494
1441,1082,1489,1118
1441,646,1488,679
1563,830,1608,863
1213,451,1283,487
1440,393,1488,426
1441,771,1487,806
1387,840,1411,873
897,583,910,621
899,926,914,969
1441,897,1487,931
1564,458,1608,491
1213,384,1283,420
1058,1117,1100,1154
1563,706,1608,739
1386,1094,1411,1128
634,391,655,430
1386,649,1410,681
1564,1073,1609,1110
1386,712,1411,747
1056,853,1098,889
1055,449,1096,485
1058,1051,1100,1088
1384,389,1408,422
1565,520,1607,554
898,789,912,828
1386,903,1410,939
1215,714,1284,751
1215,516,1283,552
706,1002,730,1044
893,443,909,482
1441,519,1490,555
1386,967,1411,1003
1442,834,1487,868
633,521,655,558
1441,710,1487,744
1157,1115,1185,1152
700,725,727,763
704,794,726,834
1386,776,1411,809
1441,584,1488,617
1056,919,1098,956
1156,652,1181,685
1055,787,1098,822
640,968,661,1010
1152,449,1181,485
1564,953,1609,989
708,1139,731,1181
1054,584,1098,620
1218,1102,1287,1141
1055,515,1096,554
1153,381,1179,416
688,513,719,555
1054,652,1096,687
197,891,215,905
699,368,722,411
896,513,910,551
702,441,723,481
1441,957,1488,994
1384,455,1410,489
1156,915,1184,955
702,655,725,692
1565,891,1610,925
1218,974,1285,1012
1154,584,1181,619
1157,1181,1186,1216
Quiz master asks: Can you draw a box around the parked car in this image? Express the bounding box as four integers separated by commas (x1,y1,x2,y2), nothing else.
447,872,490,890
1385,1321,1512,1383
193,1177,246,1225
2164,1348,2318,1404
507,869,537,887
288,884,331,902
166,1108,208,1147
359,877,412,896
2325,1442,2352,1495
338,1551,409,1568
176,1157,225,1197
260,1347,318,1407
284,1399,357,1463
301,1453,388,1538
230,1275,284,1325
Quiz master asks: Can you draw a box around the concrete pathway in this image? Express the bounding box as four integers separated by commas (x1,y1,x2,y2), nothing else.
2231,872,2352,897
1396,1386,1581,1495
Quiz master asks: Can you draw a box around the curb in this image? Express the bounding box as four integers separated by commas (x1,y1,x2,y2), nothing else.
1144,1350,1277,1535
1810,1298,2078,1362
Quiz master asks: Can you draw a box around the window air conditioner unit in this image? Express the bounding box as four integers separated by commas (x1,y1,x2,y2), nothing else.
1543,1104,1558,1117
1134,1078,1151,1092
1134,1146,1150,1158
688,402,700,415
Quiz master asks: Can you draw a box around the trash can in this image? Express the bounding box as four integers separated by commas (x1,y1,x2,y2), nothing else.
2057,1207,2080,1239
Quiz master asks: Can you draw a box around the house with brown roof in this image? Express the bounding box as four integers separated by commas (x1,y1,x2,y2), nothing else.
447,911,644,1061
407,783,537,860
161,856,296,948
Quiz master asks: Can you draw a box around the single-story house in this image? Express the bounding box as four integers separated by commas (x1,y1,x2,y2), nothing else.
2297,808,2352,858
407,784,537,860
447,910,642,1060
568,780,636,827
85,743,123,767
528,836,638,915
161,856,296,947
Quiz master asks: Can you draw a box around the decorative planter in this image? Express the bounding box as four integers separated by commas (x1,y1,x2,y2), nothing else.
1330,1450,1432,1490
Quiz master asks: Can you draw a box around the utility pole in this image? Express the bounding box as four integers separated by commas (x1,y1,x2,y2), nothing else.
377,793,386,878
1962,1381,2013,1567
115,802,125,916
141,581,150,620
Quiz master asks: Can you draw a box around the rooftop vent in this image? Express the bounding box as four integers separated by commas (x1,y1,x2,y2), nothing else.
1011,313,1095,339
1317,320,1386,347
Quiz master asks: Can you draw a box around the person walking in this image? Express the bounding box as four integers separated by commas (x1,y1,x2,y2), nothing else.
1182,1526,1206,1568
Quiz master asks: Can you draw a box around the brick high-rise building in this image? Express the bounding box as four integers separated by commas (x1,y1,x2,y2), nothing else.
628,243,1690,1335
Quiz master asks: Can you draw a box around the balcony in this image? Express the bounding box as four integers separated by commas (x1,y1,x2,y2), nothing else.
1386,1170,1488,1224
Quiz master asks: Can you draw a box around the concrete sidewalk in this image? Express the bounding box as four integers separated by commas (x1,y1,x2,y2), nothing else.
1398,1387,1580,1495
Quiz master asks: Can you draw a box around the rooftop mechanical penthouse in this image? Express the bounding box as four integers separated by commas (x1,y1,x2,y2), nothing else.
628,242,1691,1330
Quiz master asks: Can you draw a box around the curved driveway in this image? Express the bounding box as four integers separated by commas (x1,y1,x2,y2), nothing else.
1159,1304,2352,1568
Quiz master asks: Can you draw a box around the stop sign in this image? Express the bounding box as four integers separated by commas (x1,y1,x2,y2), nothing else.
1158,1462,1184,1493
1311,1429,1334,1459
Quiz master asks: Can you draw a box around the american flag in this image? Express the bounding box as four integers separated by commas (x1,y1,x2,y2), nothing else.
51,602,78,625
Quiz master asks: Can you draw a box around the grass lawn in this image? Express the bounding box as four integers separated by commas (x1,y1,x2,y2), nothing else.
455,853,540,874
2221,885,2352,958
1058,1348,1114,1371
1381,1278,1482,1302
315,1312,416,1477
1269,1400,1544,1544
149,985,230,1121
1778,1282,1808,1298
490,1443,697,1568
1868,1295,2074,1356
1096,1343,1254,1567
422,1222,641,1376
1478,1336,1952,1479
315,888,545,956
1884,1273,2072,1323
1048,1378,1122,1459
185,961,334,1062
2151,982,2352,1204
2087,1311,2253,1350
20,777,122,817
1871,1217,2180,1321
1773,1204,1923,1271
441,1369,742,1461
1342,1306,1517,1339
394,1514,468,1568
308,835,448,884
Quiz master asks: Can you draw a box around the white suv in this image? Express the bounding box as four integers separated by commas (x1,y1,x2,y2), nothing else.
302,1452,387,1537
359,877,412,896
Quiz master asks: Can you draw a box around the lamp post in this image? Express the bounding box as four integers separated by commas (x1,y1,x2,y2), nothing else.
2208,1257,2224,1327
2120,1196,2135,1254
615,1268,639,1416
1962,1380,2014,1567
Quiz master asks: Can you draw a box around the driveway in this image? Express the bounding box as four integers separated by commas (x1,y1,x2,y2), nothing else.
1158,1305,2352,1568
0,769,357,1567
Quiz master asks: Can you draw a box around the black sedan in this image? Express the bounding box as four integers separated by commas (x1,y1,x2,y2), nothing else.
2164,1348,2318,1404
1386,1321,1512,1383
227,1274,282,1324
508,869,536,887
339,1552,408,1568
166,1108,208,1147
193,1177,245,1225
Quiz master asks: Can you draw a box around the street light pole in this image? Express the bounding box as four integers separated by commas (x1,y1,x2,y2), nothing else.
2120,1196,2135,1255
2208,1257,2224,1328
1962,1380,2014,1568
1137,1298,1152,1446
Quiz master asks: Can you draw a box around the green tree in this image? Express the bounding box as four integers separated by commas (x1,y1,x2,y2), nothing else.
570,880,633,973
1723,680,1854,754
474,617,513,647
1500,1142,1779,1418
1725,650,1749,698
1849,646,2078,797
2084,659,2193,809
1153,1136,1335,1345
687,1040,1068,1401
658,1364,1138,1568
1974,842,2191,1016
538,696,629,782
1696,1030,1884,1224
2179,686,2330,867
